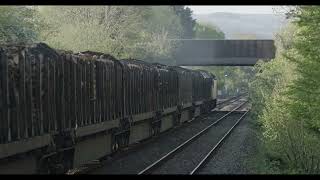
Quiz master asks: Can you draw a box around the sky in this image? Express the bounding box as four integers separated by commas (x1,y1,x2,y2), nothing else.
187,6,277,15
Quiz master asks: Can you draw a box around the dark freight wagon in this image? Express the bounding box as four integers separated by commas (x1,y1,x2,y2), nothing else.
0,43,217,174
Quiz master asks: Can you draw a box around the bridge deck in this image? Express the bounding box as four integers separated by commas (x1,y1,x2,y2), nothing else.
174,40,275,66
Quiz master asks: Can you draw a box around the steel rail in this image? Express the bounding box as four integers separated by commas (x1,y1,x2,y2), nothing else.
216,93,247,106
138,100,248,175
189,110,249,174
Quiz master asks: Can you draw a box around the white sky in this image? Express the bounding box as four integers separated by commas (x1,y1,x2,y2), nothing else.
187,6,277,15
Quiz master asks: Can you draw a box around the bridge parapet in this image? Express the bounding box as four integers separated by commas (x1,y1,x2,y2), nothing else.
174,40,275,66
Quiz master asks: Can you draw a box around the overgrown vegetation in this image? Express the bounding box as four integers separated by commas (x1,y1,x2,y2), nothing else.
0,6,42,43
249,6,320,174
0,6,195,61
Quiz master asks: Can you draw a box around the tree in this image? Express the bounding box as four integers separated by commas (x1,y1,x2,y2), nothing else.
139,6,184,61
0,6,42,43
249,6,320,173
38,6,148,58
287,6,320,131
173,6,196,39
194,22,225,39
38,6,184,61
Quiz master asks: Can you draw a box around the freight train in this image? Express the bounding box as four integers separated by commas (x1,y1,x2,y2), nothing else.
0,43,217,174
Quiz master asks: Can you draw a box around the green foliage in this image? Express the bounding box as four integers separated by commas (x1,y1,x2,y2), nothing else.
249,6,320,174
194,22,225,39
173,6,196,39
37,6,190,61
287,6,320,131
1,6,196,62
140,6,184,60
38,6,146,58
0,6,42,43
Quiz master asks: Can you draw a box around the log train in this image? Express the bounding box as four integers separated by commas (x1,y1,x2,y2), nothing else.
0,43,217,174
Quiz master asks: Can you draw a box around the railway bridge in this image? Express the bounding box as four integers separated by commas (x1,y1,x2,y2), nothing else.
173,39,275,66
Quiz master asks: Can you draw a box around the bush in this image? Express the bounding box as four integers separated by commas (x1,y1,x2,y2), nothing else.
249,6,320,174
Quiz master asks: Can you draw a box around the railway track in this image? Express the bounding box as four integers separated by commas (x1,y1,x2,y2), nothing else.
138,101,248,174
189,110,249,174
67,95,247,175
216,93,247,107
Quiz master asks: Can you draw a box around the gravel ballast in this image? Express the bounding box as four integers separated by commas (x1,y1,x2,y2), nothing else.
152,113,244,174
197,114,259,174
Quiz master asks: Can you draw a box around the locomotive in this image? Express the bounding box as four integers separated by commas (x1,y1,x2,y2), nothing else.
0,43,217,174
